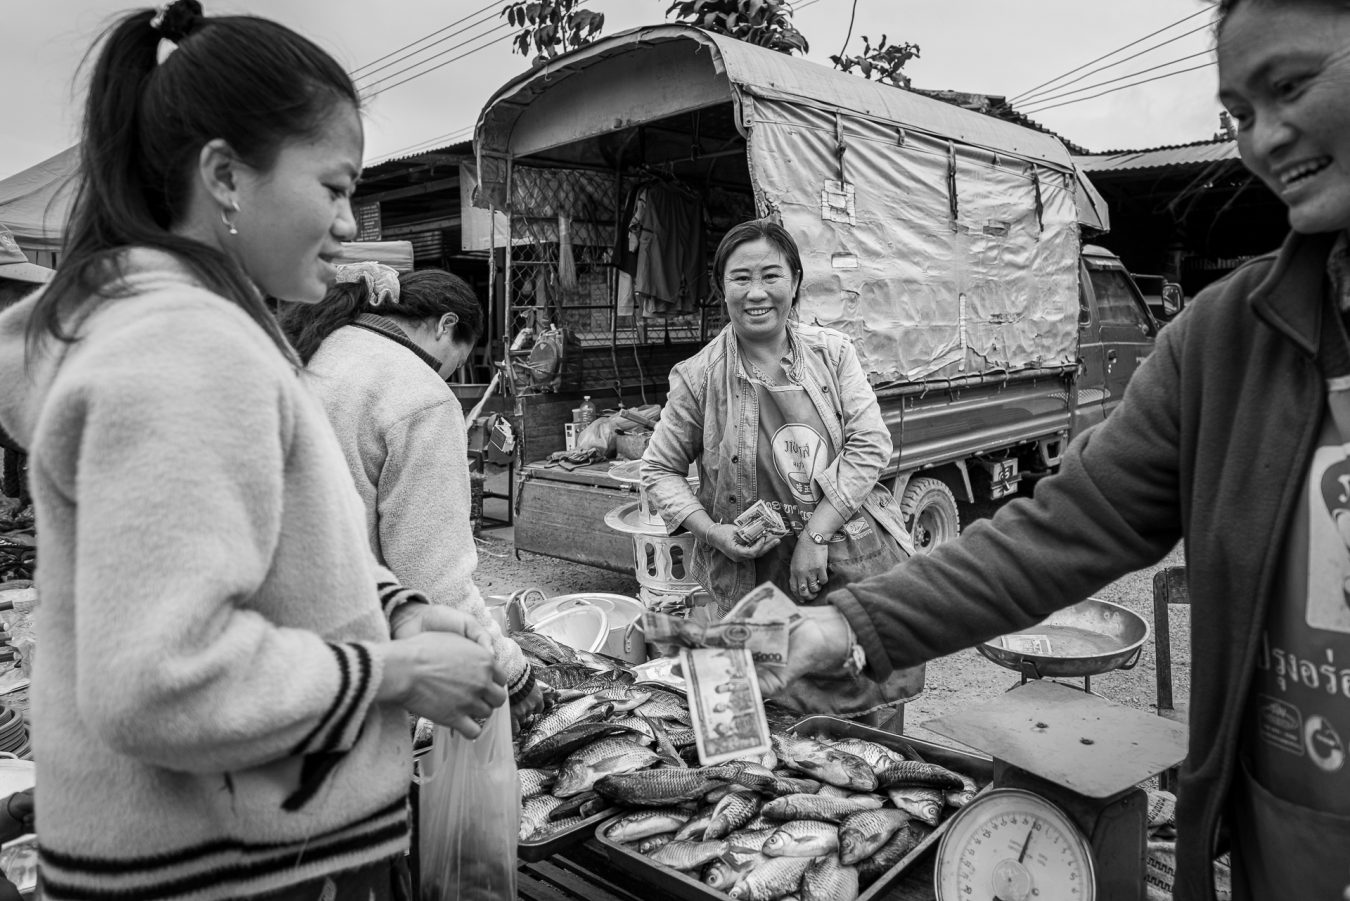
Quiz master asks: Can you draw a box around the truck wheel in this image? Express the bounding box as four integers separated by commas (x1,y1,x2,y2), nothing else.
900,477,961,554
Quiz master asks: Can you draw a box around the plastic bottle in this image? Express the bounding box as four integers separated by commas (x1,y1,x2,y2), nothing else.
577,395,597,429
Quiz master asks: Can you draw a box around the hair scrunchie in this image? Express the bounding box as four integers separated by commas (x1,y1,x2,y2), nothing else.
334,261,401,308
150,0,204,44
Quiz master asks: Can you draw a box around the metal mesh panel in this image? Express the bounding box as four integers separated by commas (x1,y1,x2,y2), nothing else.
504,166,707,350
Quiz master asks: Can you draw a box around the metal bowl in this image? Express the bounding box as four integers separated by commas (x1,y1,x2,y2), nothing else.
977,597,1151,678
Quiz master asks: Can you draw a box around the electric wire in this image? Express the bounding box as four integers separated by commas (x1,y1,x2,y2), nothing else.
371,124,476,165
1009,6,1211,103
1017,47,1213,110
351,0,499,77
1021,60,1216,116
358,19,512,93
1015,21,1213,106
364,31,516,99
355,6,502,84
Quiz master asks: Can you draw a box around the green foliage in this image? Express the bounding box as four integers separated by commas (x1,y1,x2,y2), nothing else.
501,1,606,62
831,34,921,88
665,0,809,55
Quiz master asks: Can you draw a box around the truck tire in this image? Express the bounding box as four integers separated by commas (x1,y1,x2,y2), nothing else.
900,477,960,554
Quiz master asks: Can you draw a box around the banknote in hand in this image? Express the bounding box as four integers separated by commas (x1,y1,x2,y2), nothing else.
681,647,772,765
724,581,802,623
641,611,789,665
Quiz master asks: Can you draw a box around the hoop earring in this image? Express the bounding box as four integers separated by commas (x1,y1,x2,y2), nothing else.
221,201,240,236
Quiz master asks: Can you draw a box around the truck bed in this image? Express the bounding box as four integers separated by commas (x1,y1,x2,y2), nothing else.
512,368,1077,573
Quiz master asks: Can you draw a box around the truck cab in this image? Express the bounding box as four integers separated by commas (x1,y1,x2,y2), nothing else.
1073,247,1159,434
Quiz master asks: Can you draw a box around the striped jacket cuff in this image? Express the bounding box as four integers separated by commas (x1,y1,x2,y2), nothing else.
378,578,430,623
291,642,380,757
507,664,535,707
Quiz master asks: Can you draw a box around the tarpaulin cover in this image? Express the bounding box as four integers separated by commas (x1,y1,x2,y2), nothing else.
0,146,78,254
746,98,1080,386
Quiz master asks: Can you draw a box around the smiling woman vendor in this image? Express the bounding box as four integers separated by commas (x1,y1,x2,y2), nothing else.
641,218,920,718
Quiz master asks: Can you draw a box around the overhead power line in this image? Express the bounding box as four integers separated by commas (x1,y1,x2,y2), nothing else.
369,124,477,166
359,19,511,93
1015,21,1213,106
356,6,501,83
1018,47,1213,110
1010,7,1210,103
351,0,499,77
1020,60,1216,116
363,31,516,99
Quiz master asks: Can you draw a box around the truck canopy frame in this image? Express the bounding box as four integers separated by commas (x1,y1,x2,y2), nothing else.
474,26,1106,388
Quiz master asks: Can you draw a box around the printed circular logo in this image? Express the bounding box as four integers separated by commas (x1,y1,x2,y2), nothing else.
722,623,751,646
771,424,825,504
1304,715,1346,772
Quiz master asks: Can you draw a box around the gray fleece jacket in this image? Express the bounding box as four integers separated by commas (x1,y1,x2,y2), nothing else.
0,252,416,900
305,323,530,694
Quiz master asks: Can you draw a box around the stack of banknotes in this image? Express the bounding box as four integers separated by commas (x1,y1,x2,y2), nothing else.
732,499,791,545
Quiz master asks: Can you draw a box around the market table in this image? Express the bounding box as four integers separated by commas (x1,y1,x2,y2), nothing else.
519,839,940,901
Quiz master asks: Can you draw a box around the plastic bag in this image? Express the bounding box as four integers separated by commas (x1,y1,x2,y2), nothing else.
416,708,518,901
576,413,619,456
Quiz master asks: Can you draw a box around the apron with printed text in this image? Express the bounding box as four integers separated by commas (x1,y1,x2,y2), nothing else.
748,374,924,717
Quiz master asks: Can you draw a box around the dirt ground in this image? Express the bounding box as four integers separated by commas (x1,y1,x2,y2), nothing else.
474,489,1190,749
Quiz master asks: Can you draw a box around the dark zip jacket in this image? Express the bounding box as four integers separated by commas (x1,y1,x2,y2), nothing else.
831,229,1335,900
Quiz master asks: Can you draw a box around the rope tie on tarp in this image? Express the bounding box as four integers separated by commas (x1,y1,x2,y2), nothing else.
1030,166,1045,234
834,111,848,184
947,141,959,229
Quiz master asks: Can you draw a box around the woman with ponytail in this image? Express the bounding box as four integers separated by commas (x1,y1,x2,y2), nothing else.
280,265,544,729
0,4,507,899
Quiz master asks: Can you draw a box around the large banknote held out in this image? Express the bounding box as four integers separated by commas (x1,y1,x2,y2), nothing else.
640,583,800,765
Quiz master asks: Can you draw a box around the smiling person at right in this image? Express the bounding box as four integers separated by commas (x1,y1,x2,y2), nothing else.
764,2,1350,897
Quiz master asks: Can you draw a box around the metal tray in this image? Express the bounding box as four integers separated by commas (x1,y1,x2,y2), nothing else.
789,716,994,901
977,597,1150,678
589,717,992,901
519,805,621,862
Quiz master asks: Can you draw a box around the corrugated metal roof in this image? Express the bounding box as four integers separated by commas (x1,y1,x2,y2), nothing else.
366,138,473,171
1074,139,1241,174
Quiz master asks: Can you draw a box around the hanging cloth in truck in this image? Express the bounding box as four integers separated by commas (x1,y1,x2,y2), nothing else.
619,182,705,318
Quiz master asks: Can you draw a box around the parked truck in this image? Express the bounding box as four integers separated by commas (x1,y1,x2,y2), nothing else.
471,25,1156,570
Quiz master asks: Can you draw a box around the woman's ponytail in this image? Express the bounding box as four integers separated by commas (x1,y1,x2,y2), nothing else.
28,3,357,364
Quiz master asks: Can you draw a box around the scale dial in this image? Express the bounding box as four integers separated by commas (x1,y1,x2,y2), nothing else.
935,788,1095,901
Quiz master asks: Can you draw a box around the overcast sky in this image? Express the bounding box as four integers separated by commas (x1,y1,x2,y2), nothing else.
1,0,1223,178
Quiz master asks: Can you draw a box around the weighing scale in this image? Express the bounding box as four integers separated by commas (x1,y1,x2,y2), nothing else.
924,680,1187,901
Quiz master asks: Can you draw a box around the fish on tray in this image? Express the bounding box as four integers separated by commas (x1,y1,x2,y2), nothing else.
837,808,912,865
597,766,740,806
603,807,694,842
552,737,660,798
728,855,812,901
771,734,877,792
646,839,730,872
801,854,859,901
760,793,883,825
761,821,840,858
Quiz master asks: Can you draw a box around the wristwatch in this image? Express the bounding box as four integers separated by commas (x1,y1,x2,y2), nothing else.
808,530,829,545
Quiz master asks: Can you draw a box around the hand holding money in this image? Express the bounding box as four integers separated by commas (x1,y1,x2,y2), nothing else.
640,611,790,665
754,605,856,697
733,499,790,545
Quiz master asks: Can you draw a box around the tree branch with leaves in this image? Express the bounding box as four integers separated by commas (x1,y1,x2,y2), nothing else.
831,34,920,88
501,0,605,62
666,0,809,54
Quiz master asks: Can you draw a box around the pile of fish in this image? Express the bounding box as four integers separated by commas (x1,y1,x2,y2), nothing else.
511,629,981,901
513,630,700,844
595,730,980,901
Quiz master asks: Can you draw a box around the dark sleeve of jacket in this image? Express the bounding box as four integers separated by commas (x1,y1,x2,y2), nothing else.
831,316,1191,678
